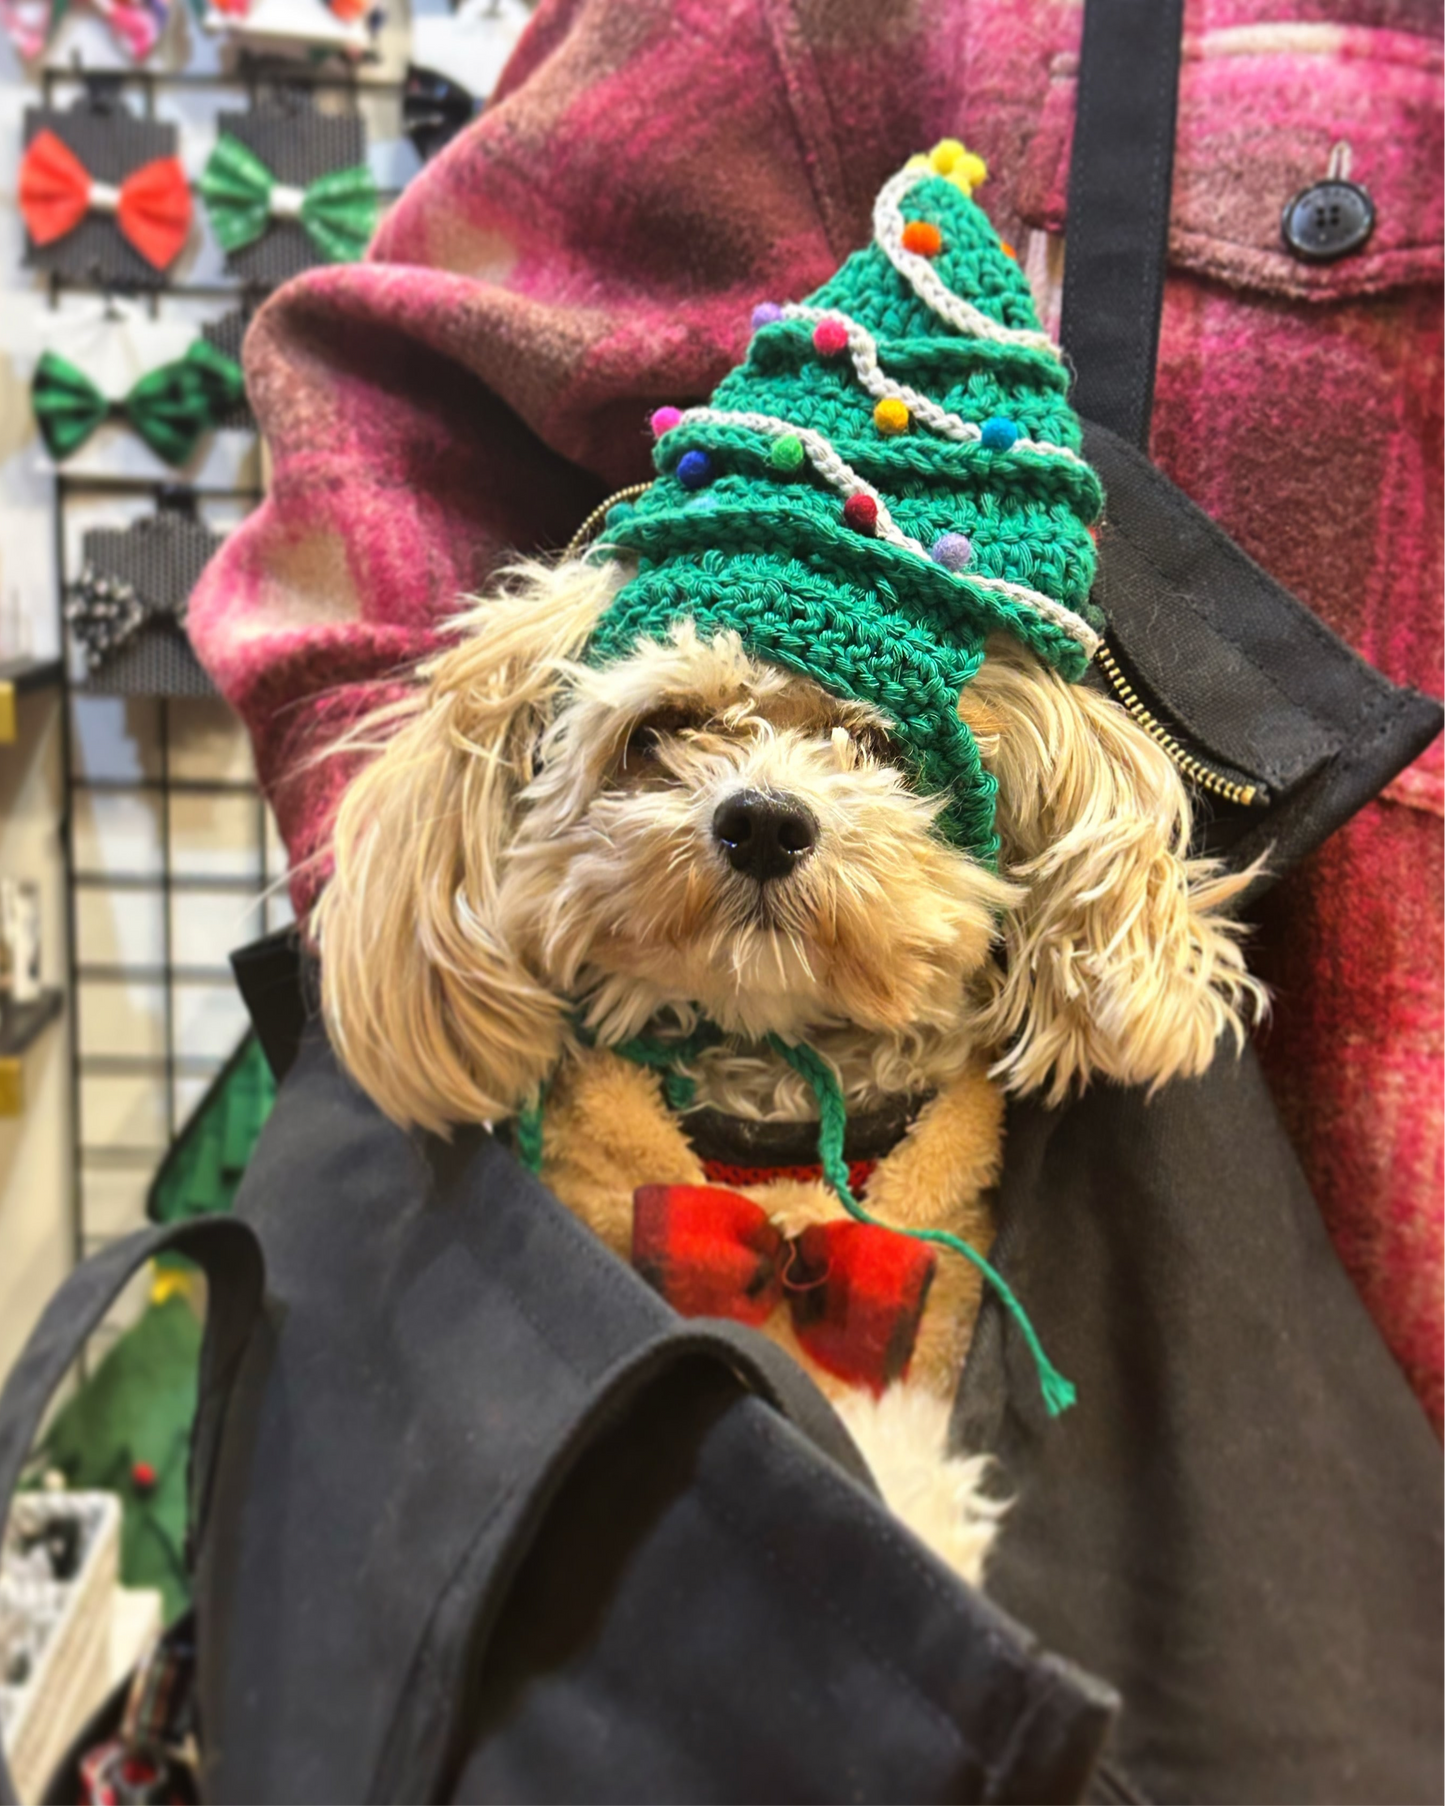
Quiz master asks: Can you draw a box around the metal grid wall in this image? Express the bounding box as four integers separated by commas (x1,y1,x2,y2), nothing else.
35,55,407,1312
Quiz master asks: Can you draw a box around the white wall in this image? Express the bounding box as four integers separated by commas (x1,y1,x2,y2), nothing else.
0,685,69,1385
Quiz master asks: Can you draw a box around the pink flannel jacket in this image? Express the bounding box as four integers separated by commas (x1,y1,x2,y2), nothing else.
187,0,1444,1427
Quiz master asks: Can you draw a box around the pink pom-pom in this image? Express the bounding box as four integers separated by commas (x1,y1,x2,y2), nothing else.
650,406,683,437
812,320,849,357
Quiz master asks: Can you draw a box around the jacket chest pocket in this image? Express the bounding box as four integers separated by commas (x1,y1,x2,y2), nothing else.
1015,20,1443,305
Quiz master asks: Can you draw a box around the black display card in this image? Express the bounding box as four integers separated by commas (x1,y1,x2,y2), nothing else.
75,512,222,696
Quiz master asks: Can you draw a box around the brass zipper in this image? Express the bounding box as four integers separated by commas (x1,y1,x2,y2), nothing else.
1095,643,1262,807
564,482,653,562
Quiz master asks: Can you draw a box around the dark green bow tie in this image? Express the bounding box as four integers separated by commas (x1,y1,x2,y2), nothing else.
32,340,245,466
199,134,379,265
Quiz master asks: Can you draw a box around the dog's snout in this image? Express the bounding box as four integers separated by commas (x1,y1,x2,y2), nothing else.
712,790,818,882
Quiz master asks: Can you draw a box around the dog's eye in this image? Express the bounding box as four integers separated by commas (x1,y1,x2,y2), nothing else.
621,707,697,770
623,724,663,766
851,722,904,765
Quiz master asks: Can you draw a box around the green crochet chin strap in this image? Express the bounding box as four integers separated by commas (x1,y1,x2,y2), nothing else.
763,1033,1075,1418
516,1024,1075,1419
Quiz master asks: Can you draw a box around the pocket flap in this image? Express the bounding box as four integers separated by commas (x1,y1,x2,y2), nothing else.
1017,24,1443,302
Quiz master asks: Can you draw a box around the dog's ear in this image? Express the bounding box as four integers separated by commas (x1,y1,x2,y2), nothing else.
317,559,618,1134
961,639,1266,1102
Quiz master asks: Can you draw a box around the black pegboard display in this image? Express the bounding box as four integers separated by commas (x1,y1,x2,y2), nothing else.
74,515,222,695
199,308,257,430
216,99,367,286
24,101,183,290
404,65,480,163
23,60,413,1306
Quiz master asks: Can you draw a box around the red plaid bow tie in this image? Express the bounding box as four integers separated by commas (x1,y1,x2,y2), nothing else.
633,1183,936,1394
19,130,191,271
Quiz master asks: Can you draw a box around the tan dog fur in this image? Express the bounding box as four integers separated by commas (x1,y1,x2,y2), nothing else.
317,556,1264,1586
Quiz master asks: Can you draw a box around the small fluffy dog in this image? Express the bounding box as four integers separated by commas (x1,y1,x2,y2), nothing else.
317,553,1263,1585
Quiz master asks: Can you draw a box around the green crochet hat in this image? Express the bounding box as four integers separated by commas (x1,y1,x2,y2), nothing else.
589,141,1106,863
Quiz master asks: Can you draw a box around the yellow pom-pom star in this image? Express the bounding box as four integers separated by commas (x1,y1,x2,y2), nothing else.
927,139,988,197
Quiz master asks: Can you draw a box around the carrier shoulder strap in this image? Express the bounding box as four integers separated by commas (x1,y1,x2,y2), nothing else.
0,1217,264,1806
1059,0,1185,449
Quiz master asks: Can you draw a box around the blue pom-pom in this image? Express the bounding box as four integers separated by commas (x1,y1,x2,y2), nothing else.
751,302,784,329
930,532,974,571
979,417,1018,451
676,450,713,490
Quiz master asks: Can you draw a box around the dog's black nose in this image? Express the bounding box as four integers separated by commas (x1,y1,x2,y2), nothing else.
712,790,818,882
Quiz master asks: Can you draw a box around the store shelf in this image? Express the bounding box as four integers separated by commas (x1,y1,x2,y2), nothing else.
0,987,64,1115
72,777,261,797
79,1052,224,1078
77,964,236,986
73,871,268,894
0,658,64,744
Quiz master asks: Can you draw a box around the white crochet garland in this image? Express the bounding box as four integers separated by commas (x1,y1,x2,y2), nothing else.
672,404,1101,656
779,302,1082,467
652,158,1102,657
677,407,916,552
873,165,1062,360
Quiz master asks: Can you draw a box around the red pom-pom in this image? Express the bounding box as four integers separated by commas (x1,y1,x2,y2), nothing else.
812,319,849,357
131,1461,158,1492
843,493,878,534
901,220,943,257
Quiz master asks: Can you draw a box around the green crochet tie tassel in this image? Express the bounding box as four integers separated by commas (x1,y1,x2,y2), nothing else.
516,1018,1076,1419
590,141,1106,862
516,1089,546,1173
766,1033,1075,1418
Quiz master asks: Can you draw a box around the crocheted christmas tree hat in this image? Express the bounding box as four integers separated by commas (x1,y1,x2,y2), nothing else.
589,141,1106,862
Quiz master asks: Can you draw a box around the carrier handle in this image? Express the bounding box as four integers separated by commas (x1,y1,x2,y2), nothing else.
0,1217,264,1806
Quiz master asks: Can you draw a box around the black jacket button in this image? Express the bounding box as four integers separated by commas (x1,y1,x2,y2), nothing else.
1281,180,1375,262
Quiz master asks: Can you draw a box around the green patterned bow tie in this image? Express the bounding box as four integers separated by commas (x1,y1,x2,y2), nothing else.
199,135,379,265
32,340,245,466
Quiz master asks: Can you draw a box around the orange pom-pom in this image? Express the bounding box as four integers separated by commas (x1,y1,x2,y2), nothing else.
1000,240,1018,260
901,220,943,257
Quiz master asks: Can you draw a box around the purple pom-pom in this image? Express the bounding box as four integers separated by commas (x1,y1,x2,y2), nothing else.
930,533,974,571
751,302,784,329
